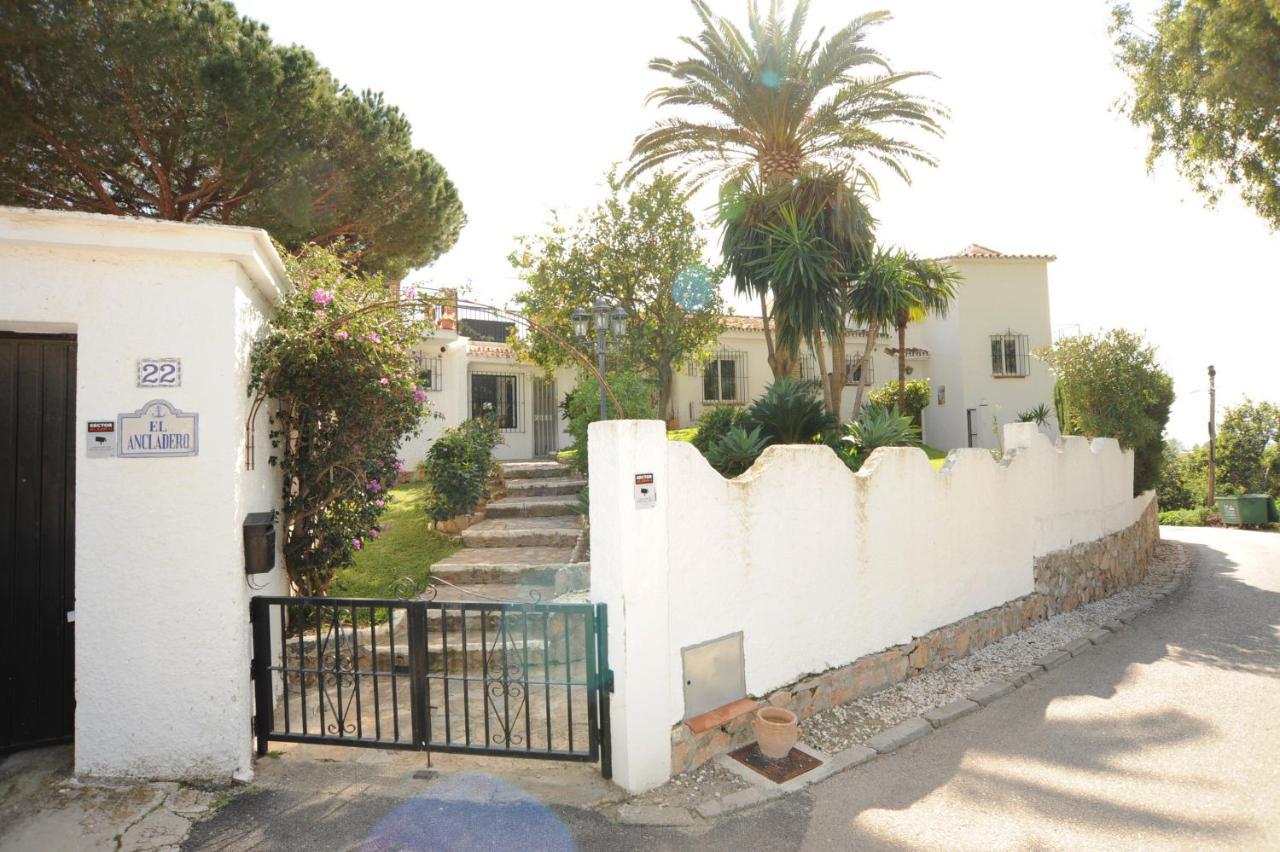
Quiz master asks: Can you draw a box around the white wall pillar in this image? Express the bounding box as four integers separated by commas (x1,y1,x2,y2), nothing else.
588,419,672,793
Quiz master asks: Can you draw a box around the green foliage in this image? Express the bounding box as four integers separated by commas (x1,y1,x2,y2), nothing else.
1113,1,1280,228
842,403,921,470
564,371,658,474
511,171,723,419
1159,506,1212,527
706,426,771,477
419,419,503,523
1217,398,1280,496
692,406,750,453
1037,329,1174,495
249,245,433,596
1157,441,1208,511
1017,403,1053,427
0,0,463,277
667,427,699,443
868,380,931,429
745,378,838,445
331,483,460,599
627,1,944,189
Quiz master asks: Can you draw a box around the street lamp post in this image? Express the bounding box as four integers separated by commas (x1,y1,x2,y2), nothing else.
571,297,628,421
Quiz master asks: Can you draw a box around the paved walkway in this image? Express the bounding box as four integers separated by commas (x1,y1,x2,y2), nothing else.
184,527,1279,850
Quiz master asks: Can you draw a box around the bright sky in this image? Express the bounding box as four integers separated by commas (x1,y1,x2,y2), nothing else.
234,0,1277,446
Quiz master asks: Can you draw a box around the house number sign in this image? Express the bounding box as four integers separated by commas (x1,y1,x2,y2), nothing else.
137,357,181,387
117,399,198,457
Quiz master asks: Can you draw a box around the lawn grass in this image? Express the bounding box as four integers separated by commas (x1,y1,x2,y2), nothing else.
330,481,460,599
923,444,948,471
667,427,698,443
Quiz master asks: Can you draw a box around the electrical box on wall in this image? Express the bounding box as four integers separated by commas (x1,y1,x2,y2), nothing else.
243,512,276,575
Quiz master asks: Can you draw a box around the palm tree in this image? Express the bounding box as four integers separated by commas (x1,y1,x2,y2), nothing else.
721,167,874,401
628,1,944,189
631,0,944,384
891,256,961,410
848,247,918,416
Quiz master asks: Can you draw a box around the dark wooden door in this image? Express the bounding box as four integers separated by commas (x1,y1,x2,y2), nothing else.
0,334,76,754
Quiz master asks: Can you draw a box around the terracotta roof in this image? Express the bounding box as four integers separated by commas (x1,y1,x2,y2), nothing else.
884,346,931,359
940,243,1056,261
466,341,521,360
721,315,888,337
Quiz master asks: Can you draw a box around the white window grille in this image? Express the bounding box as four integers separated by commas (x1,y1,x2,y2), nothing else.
469,371,522,431
843,354,873,386
990,333,1030,377
696,349,748,404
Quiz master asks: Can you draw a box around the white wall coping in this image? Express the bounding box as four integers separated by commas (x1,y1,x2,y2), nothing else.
0,206,289,304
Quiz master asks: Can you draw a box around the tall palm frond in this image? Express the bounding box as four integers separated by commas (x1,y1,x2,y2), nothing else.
627,0,945,187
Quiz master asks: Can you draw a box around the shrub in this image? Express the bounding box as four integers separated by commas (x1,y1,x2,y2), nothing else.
1038,329,1174,495
1017,403,1053,427
564,371,657,474
867,380,930,430
250,245,433,596
745,378,838,445
1217,398,1280,496
706,425,770,477
842,403,921,470
419,418,502,523
1157,441,1208,511
692,405,750,454
1159,506,1211,527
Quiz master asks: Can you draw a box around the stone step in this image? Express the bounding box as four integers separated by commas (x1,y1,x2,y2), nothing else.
484,495,580,518
499,460,572,480
504,477,585,497
430,546,577,584
461,516,581,549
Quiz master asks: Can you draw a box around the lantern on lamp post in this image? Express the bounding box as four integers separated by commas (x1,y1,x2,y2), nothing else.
571,298,628,420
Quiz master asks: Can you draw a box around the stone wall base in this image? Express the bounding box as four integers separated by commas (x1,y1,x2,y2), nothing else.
670,498,1159,774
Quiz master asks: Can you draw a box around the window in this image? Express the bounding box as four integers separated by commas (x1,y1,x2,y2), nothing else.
842,354,873,386
990,333,1029,377
700,350,747,404
415,353,443,391
470,372,519,430
798,352,822,383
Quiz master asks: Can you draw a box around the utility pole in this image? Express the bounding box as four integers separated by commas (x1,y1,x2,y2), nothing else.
1207,364,1217,507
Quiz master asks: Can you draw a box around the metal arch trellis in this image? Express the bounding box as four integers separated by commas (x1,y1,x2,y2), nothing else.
244,287,626,470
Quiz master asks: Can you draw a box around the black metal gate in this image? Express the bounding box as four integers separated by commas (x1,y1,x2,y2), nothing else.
250,595,612,777
1,334,76,755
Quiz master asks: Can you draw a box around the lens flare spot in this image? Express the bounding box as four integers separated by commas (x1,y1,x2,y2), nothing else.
760,68,782,88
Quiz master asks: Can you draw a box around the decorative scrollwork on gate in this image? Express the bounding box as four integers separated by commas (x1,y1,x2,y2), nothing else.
316,624,359,736
483,614,531,748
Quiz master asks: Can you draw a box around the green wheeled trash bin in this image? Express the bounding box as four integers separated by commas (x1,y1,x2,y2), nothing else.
1217,494,1274,526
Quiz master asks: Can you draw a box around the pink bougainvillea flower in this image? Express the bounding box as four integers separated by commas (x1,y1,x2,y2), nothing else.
394,460,406,473
375,499,385,507
370,529,380,539
352,538,362,550
404,287,416,300
413,389,427,403
367,332,381,343
312,288,334,306
366,479,382,493
334,330,349,340
379,377,390,386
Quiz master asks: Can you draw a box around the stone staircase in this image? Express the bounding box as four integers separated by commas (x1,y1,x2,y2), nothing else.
428,459,588,603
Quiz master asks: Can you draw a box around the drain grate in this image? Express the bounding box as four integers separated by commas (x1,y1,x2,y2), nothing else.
728,743,822,784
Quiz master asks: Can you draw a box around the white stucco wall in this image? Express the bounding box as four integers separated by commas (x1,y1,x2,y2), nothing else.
0,207,289,781
589,419,1151,792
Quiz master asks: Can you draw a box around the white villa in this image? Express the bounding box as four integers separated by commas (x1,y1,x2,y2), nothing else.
400,243,1059,465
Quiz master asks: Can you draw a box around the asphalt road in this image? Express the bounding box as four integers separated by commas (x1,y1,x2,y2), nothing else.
186,526,1280,851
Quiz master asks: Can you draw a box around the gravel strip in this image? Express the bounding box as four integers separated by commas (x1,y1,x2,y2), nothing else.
800,540,1189,753
627,758,749,809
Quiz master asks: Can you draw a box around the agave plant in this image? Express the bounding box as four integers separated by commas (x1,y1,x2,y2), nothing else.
1017,403,1053,427
843,403,921,456
706,425,771,477
745,377,838,444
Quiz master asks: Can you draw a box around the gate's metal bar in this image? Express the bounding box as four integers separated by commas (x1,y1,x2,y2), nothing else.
407,601,429,749
250,596,274,758
596,602,613,780
584,606,600,763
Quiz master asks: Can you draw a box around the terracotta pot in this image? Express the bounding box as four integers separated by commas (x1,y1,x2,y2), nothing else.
752,707,799,759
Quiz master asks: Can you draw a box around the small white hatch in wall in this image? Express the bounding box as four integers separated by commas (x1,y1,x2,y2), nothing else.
681,632,747,719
